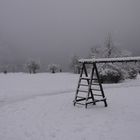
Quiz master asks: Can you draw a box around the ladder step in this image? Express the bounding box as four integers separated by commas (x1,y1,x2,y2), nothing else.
74,97,93,102
93,94,102,97
79,84,88,87
74,98,86,102
78,89,101,92
92,78,98,80
79,83,100,86
91,83,100,86
75,98,86,102
86,98,107,104
74,99,107,106
80,77,98,81
78,90,88,93
86,101,95,105
91,88,101,91
94,98,106,103
75,102,85,105
80,77,90,80
77,96,86,99
79,83,99,87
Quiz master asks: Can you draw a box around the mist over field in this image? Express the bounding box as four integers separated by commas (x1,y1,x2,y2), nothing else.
0,0,140,71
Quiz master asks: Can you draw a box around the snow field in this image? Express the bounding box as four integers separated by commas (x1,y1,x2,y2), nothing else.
0,73,140,140
0,73,78,105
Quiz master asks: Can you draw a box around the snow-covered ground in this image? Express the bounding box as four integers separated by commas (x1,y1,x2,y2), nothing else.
0,73,140,140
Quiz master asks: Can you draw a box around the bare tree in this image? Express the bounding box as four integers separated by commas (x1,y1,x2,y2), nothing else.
70,55,81,74
25,60,40,74
104,33,114,58
90,45,103,58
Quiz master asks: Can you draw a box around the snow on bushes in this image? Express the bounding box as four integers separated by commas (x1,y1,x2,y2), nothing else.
120,63,138,79
97,63,139,83
98,64,123,83
48,64,60,73
89,34,139,83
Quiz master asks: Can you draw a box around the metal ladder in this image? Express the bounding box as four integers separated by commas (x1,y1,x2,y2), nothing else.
73,62,107,108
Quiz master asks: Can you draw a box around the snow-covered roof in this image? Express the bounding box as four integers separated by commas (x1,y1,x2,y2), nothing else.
79,56,140,64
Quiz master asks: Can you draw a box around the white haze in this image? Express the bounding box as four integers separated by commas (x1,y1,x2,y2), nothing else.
0,0,140,71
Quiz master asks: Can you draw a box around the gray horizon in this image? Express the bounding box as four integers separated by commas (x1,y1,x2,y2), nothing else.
0,0,140,71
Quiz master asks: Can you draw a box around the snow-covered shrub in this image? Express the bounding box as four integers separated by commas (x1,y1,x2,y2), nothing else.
48,64,59,73
89,34,139,83
98,62,138,83
128,68,138,79
99,64,123,83
3,70,7,74
120,63,138,79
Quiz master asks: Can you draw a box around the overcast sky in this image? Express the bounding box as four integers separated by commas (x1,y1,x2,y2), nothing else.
0,0,140,70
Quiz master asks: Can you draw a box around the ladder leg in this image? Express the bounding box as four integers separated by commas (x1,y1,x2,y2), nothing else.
82,64,89,108
73,63,84,106
85,64,95,108
90,90,96,105
94,63,108,107
90,65,96,105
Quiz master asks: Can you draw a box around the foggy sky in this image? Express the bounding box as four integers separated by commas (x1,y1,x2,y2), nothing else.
0,0,140,71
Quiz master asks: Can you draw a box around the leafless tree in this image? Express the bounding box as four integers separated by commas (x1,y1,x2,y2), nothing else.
25,60,40,74
70,55,81,74
48,64,59,73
